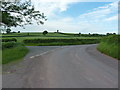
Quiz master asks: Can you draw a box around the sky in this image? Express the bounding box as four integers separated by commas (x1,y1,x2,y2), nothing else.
11,0,119,34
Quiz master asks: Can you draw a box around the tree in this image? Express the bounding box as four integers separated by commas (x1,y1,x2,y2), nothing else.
18,31,20,33
113,33,116,35
0,1,47,30
6,28,11,34
43,30,48,35
57,30,59,33
79,32,81,35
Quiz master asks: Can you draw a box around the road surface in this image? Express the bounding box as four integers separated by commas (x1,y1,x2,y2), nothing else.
3,44,118,88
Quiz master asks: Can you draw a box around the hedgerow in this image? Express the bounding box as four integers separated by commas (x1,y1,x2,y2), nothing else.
23,38,100,46
2,38,17,42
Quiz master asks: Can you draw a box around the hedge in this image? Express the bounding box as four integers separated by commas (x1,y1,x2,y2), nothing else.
23,38,100,45
2,42,18,50
2,38,17,42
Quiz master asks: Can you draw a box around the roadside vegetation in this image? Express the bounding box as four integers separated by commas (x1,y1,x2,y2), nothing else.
1,32,117,64
2,41,29,64
97,35,120,60
1,32,101,64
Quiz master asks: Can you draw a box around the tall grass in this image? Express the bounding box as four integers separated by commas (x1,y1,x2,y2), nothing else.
2,43,29,64
97,35,120,60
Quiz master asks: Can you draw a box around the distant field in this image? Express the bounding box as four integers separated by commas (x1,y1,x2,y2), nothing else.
1,32,71,37
1,32,102,64
1,32,101,43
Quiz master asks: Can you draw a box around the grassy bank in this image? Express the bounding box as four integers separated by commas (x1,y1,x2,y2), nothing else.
97,35,120,60
2,43,29,64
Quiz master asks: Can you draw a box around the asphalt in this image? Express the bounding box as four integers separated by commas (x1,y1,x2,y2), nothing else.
2,44,118,88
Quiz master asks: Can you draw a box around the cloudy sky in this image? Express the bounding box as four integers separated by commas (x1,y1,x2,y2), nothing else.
12,0,119,34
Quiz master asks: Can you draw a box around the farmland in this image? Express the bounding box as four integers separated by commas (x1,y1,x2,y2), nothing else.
2,32,119,64
1,32,101,43
1,32,102,64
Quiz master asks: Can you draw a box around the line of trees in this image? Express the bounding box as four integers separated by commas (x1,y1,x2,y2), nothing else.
56,32,117,37
77,33,117,37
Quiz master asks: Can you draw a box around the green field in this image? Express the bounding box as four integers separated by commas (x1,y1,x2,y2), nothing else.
2,32,101,43
1,32,102,64
1,32,72,37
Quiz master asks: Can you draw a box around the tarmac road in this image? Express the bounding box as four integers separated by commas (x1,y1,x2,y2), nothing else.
2,44,118,88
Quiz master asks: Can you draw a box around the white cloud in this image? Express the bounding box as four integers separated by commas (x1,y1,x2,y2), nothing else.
79,1,118,19
31,0,118,18
12,1,118,34
60,17,73,22
105,15,118,21
31,0,78,18
98,6,109,9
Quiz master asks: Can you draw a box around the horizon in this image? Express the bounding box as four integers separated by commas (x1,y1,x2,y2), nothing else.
5,31,118,35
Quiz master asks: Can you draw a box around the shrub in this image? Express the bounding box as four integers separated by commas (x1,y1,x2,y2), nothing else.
43,30,48,35
23,38,100,46
6,28,11,34
2,42,17,50
2,38,17,42
18,31,20,33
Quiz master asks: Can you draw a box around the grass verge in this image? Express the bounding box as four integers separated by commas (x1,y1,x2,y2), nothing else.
2,43,29,64
97,35,119,60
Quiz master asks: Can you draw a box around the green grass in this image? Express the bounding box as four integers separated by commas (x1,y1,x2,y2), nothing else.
1,32,70,37
2,37,101,43
2,43,29,64
1,34,101,46
97,35,120,60
1,32,102,37
1,32,102,64
1,32,102,43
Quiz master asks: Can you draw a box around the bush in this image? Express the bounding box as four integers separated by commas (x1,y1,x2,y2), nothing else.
6,28,11,34
43,30,48,35
2,38,17,42
23,38,100,46
18,31,20,33
2,42,17,50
